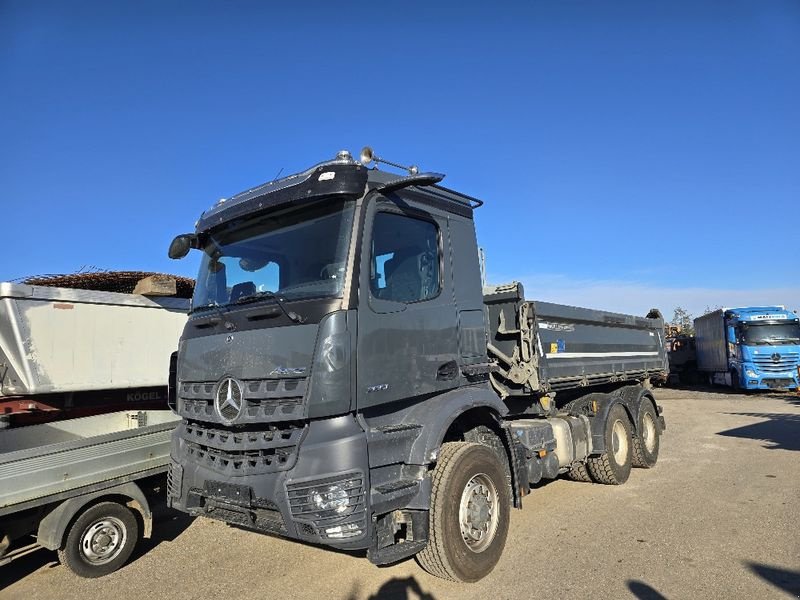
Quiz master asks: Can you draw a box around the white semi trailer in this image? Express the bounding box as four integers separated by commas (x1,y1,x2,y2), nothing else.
0,281,189,428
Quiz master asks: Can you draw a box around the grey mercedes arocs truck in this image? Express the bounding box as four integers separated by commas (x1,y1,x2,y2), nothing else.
166,149,667,582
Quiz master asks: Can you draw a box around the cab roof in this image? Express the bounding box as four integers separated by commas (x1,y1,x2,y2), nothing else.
195,152,482,232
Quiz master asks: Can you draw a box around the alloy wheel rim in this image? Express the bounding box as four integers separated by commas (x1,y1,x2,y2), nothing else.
458,473,500,553
612,419,629,465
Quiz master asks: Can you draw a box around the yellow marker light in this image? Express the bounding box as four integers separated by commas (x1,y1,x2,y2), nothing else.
538,450,547,458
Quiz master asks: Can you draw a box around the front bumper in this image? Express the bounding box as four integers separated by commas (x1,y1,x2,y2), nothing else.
742,372,799,390
168,414,372,550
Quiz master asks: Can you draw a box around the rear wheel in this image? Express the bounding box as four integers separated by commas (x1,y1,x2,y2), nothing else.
58,501,139,578
416,442,511,582
566,462,593,482
632,399,660,468
587,404,633,485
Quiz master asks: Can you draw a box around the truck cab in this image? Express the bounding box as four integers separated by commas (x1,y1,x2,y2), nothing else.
166,149,666,582
696,306,800,390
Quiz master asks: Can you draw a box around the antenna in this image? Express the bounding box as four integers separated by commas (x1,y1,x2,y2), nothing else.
359,146,419,175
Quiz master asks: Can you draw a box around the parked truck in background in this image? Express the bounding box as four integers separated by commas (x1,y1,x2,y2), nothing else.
165,149,667,582
664,331,698,385
695,306,800,391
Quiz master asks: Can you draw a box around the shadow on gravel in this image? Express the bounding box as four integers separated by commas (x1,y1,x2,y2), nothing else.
627,580,668,599
718,413,800,452
347,576,437,600
747,562,800,596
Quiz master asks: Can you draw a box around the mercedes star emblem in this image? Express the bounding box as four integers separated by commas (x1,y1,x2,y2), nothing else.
214,377,243,423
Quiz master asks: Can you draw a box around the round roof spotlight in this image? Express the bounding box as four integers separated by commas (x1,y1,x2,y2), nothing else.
336,149,352,161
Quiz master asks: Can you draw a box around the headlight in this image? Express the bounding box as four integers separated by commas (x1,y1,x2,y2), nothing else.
310,485,349,513
745,369,757,378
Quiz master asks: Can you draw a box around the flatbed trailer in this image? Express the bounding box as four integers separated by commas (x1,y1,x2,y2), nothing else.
0,409,179,577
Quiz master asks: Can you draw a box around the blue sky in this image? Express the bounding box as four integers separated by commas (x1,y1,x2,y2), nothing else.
2,1,798,319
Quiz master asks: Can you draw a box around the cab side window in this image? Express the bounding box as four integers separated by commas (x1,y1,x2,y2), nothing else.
371,212,440,303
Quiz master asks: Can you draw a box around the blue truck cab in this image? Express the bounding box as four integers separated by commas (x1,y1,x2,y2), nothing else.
695,306,800,391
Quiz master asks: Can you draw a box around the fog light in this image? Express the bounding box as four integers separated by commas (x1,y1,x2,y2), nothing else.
745,369,757,378
325,523,362,539
310,485,349,514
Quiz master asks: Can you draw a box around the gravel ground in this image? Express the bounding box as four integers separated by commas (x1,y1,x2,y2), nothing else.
2,387,799,599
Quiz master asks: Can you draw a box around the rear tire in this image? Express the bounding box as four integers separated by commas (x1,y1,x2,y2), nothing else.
587,404,633,485
632,399,660,468
57,501,139,578
416,442,511,582
566,462,593,482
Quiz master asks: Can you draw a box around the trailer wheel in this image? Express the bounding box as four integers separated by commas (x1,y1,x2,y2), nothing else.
587,404,633,485
632,399,660,468
416,442,510,582
57,501,139,578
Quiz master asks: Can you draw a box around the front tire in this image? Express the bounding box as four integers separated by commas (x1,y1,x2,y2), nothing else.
58,501,139,578
731,369,741,391
416,442,511,582
587,404,633,485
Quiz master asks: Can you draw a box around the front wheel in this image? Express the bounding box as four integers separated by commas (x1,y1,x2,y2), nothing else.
58,501,140,578
730,369,741,391
416,442,511,582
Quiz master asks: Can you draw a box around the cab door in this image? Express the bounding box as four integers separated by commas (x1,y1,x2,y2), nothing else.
356,196,459,409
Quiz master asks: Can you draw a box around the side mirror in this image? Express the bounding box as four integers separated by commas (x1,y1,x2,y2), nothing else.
168,234,197,259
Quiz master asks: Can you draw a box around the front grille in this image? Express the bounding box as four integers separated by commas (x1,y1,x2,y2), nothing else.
179,378,307,423
752,353,799,373
179,420,306,475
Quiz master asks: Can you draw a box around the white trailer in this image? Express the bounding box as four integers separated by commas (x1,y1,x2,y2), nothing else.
0,282,189,427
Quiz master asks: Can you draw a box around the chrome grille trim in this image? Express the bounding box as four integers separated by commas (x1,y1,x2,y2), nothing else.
178,377,307,423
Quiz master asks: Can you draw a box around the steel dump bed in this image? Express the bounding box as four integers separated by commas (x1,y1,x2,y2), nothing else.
0,409,179,514
484,282,667,396
0,283,189,396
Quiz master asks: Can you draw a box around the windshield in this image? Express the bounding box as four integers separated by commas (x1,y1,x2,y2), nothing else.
192,199,356,312
738,322,800,346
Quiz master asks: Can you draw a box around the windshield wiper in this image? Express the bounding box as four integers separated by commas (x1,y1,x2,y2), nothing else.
233,291,305,324
191,301,225,316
